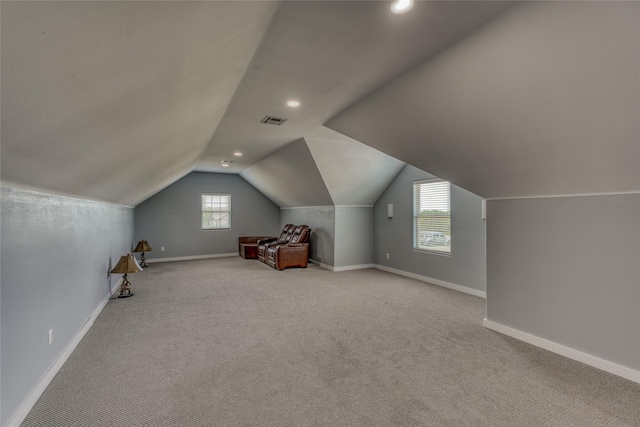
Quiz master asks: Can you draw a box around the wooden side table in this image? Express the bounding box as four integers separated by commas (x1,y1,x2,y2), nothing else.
239,236,275,259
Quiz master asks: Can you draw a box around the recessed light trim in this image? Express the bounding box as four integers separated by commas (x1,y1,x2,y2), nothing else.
286,100,300,108
390,0,414,14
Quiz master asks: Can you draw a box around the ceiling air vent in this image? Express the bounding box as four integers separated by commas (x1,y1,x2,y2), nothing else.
260,116,287,126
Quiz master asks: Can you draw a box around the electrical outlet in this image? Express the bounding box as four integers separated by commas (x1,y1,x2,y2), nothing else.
48,329,53,345
386,253,390,259
161,247,165,252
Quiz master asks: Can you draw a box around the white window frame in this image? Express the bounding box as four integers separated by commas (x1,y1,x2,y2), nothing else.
201,193,231,230
413,179,451,256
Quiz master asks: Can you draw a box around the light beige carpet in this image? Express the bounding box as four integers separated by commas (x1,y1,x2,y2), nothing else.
21,257,640,426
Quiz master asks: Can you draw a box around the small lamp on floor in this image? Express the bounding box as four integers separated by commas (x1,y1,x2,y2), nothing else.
110,254,143,298
133,240,153,268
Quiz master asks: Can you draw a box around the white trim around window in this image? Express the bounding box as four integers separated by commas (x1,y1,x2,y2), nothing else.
413,179,451,255
201,193,231,230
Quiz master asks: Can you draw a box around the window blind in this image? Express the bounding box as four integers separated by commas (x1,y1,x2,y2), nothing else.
413,180,451,254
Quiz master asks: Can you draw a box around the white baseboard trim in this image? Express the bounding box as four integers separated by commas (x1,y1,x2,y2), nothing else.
109,277,123,297
333,264,374,272
373,264,486,298
308,260,374,272
146,253,238,263
5,280,121,427
308,259,333,271
483,318,640,384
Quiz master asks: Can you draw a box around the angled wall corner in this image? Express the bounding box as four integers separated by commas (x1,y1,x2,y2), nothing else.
280,205,336,268
304,127,405,206
240,138,334,208
239,129,407,270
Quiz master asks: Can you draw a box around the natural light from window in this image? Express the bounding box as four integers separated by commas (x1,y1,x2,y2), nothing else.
413,180,451,255
202,193,231,230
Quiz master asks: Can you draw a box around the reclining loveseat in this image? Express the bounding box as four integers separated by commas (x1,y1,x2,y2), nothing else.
253,224,311,270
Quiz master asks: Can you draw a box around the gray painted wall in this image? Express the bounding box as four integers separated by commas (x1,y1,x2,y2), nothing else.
1,187,134,426
486,194,640,370
374,165,486,292
134,172,281,259
334,206,373,268
281,206,335,268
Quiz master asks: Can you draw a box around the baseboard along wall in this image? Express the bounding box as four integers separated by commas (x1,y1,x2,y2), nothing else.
374,264,487,298
5,280,123,427
483,319,640,384
9,259,636,427
146,253,238,263
309,259,374,272
309,261,487,301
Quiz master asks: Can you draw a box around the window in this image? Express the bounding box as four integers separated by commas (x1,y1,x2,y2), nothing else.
413,180,451,255
201,194,230,229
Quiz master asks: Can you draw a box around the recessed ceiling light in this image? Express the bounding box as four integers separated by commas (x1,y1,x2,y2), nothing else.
286,100,300,108
233,152,242,157
221,163,229,167
390,0,414,14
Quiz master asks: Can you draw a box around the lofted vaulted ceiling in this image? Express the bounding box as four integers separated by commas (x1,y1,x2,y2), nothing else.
195,0,513,175
1,1,512,206
240,127,406,208
303,127,406,206
3,1,636,207
1,1,277,206
327,2,640,199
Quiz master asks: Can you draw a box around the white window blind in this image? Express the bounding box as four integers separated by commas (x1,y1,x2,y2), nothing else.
201,194,230,230
413,180,451,254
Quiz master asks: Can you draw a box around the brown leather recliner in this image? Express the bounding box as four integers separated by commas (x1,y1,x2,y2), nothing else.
265,225,311,270
257,224,294,263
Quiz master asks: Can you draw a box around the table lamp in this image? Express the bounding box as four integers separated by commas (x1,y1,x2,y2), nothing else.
133,240,153,268
110,254,143,298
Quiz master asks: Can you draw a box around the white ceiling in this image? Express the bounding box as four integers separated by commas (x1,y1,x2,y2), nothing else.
239,127,406,208
196,0,512,175
1,1,512,206
327,2,640,199
1,1,277,206
240,138,334,208
4,1,634,207
304,127,405,206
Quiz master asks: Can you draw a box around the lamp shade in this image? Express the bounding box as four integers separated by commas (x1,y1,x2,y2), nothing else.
133,240,153,253
110,254,143,275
